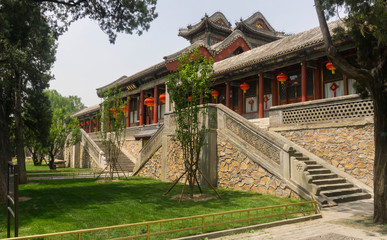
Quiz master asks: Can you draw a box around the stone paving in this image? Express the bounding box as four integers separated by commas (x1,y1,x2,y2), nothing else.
212,199,387,240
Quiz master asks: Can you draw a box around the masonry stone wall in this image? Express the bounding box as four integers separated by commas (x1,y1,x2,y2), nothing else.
123,140,142,159
79,145,101,169
217,135,300,199
278,124,374,187
138,148,162,179
166,138,186,182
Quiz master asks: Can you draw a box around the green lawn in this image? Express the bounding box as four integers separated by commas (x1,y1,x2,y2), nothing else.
26,163,96,174
0,177,308,239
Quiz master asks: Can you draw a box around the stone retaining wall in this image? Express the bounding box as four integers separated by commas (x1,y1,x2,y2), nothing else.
217,135,300,199
166,138,186,182
278,124,374,187
123,140,142,159
138,148,162,179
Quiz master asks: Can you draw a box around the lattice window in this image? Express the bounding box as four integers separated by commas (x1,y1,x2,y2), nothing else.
282,100,374,124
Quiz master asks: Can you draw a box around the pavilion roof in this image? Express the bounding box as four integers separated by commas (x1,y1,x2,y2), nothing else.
96,62,166,97
213,20,344,75
178,12,232,40
71,104,100,118
164,30,253,63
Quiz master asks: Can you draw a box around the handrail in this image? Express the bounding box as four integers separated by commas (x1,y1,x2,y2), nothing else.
133,124,164,175
80,129,106,169
4,201,318,240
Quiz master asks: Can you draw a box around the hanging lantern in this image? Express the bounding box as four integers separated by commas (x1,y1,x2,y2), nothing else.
86,121,90,125
93,119,97,124
159,93,166,103
276,73,288,84
122,105,127,115
211,90,219,99
144,96,154,110
80,122,84,126
109,108,117,116
326,62,336,74
188,96,192,102
240,82,250,93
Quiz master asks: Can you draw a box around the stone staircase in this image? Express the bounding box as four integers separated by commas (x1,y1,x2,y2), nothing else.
94,141,135,172
292,151,371,207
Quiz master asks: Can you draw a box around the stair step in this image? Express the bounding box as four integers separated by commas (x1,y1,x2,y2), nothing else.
306,165,323,170
330,192,372,203
312,178,347,185
320,188,362,197
295,157,310,161
317,183,354,192
303,160,317,165
308,168,331,174
310,173,338,180
293,152,303,157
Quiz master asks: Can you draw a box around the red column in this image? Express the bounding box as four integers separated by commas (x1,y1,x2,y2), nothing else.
259,73,264,118
226,81,231,108
153,86,158,124
301,61,307,102
139,90,144,126
88,119,92,133
272,77,278,106
239,87,243,115
126,97,130,128
314,60,322,99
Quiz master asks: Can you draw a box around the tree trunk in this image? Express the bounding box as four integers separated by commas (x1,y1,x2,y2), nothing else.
14,73,27,184
0,93,12,203
48,153,56,170
372,83,387,223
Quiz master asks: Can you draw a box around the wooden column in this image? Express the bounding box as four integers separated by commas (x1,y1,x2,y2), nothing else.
226,81,231,108
139,90,144,126
272,77,278,106
153,86,158,124
314,60,322,99
88,119,92,133
301,61,307,102
259,73,264,118
126,97,130,128
239,87,243,115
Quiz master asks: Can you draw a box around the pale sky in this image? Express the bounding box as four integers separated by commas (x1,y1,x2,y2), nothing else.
50,0,322,107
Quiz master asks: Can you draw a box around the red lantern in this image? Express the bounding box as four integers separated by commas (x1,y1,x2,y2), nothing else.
144,96,154,110
240,82,250,93
122,105,127,115
80,122,84,126
276,73,288,84
109,108,117,116
326,62,336,74
86,121,90,125
159,93,166,103
188,96,192,102
93,119,96,124
211,90,219,99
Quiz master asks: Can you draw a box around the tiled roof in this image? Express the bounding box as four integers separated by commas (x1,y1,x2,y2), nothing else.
214,20,344,75
178,12,232,39
164,30,253,63
71,104,100,118
96,62,166,96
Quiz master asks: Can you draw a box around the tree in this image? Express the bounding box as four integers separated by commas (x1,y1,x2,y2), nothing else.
0,0,158,202
97,86,127,180
24,90,53,166
165,47,220,201
314,0,387,223
45,90,84,169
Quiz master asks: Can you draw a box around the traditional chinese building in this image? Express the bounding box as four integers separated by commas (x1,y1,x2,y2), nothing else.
69,12,373,206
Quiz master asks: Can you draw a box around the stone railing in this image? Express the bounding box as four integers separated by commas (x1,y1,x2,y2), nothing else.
270,95,373,127
80,129,106,168
215,104,294,179
133,124,164,175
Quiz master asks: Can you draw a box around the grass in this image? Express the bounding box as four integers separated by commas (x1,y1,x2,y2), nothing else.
0,177,309,239
26,163,97,175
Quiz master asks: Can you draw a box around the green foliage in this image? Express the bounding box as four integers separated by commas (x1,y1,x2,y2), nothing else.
45,90,83,169
166,47,214,197
98,85,127,179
